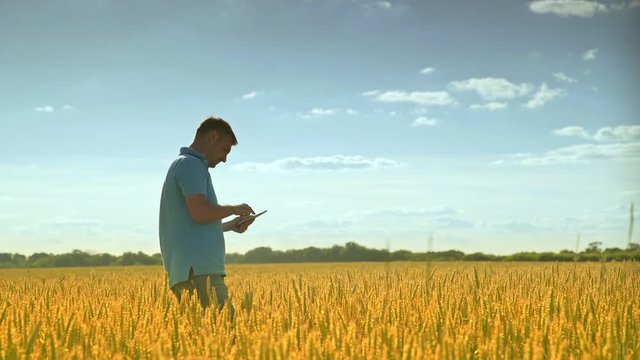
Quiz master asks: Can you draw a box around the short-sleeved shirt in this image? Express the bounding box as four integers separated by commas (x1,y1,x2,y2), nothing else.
159,147,225,288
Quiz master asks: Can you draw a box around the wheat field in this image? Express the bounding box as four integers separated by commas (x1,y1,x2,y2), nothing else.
1,262,638,359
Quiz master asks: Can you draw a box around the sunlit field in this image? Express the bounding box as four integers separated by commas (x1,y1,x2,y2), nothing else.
1,262,639,359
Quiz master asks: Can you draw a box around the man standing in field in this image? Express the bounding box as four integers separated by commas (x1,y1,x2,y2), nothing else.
159,116,255,317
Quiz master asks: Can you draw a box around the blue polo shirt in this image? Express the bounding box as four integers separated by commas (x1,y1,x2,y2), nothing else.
159,147,225,288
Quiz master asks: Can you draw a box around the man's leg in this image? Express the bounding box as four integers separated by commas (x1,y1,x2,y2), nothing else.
170,268,196,303
170,280,194,303
193,274,235,318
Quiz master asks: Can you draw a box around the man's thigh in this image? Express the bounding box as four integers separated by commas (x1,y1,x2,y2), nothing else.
170,279,195,303
193,274,230,308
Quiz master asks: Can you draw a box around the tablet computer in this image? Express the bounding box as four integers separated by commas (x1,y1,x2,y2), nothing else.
237,210,267,225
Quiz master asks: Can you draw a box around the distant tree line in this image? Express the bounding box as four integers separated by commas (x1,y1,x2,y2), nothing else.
1,241,639,268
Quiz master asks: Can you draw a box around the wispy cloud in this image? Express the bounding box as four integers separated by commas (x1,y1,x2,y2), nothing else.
617,189,640,197
449,78,532,100
16,216,104,234
352,206,474,229
346,108,359,116
553,125,591,139
553,72,577,83
593,125,640,142
484,219,541,233
364,90,455,107
553,125,640,142
420,67,435,75
35,105,54,113
528,0,608,17
493,143,640,165
469,102,508,111
241,90,263,100
298,108,336,118
411,116,439,127
362,90,380,97
497,125,640,165
34,105,74,112
582,48,598,61
524,83,565,109
232,155,404,172
362,206,461,218
376,1,392,9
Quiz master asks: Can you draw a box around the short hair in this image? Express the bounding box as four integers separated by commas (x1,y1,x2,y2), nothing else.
195,116,238,145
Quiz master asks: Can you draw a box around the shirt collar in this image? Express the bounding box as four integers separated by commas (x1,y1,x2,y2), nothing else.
180,147,207,164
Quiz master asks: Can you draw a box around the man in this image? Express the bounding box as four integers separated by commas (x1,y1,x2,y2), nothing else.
159,116,255,316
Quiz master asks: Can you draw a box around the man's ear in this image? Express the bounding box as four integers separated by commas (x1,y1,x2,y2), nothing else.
208,131,220,144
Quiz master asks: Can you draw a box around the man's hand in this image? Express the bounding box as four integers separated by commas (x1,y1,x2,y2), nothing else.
233,203,255,217
230,215,255,233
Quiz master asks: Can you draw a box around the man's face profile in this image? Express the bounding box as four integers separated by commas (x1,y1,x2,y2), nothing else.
206,131,233,168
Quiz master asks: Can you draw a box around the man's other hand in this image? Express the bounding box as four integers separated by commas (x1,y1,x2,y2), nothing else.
231,216,255,233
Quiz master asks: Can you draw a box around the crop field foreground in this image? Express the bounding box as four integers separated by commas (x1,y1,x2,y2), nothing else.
1,262,639,359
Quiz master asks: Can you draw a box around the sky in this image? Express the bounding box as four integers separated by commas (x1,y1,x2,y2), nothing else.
1,0,639,256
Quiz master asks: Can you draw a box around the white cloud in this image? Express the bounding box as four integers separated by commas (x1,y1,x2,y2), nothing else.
553,126,591,139
420,67,435,75
346,108,359,116
299,108,336,118
553,125,640,142
593,125,640,142
35,106,54,113
582,48,598,61
469,102,508,111
493,142,640,165
607,1,640,10
553,72,578,83
63,105,74,110
411,116,439,127
362,90,380,97
449,78,533,100
365,90,456,107
528,0,608,17
524,83,565,109
232,155,404,172
377,1,392,9
241,91,263,100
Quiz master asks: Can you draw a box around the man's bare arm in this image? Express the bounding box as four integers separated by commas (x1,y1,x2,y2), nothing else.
184,194,253,223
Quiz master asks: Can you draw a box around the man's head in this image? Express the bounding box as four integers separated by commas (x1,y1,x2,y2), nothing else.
193,116,238,168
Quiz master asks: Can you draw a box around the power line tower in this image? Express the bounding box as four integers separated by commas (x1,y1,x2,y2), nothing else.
628,202,635,248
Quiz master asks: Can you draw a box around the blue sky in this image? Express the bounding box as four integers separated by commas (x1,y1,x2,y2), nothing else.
1,0,639,256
